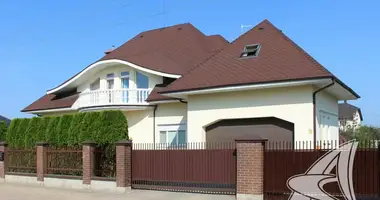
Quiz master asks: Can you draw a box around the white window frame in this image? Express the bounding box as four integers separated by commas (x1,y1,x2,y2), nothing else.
106,73,114,90
241,44,261,58
158,124,187,148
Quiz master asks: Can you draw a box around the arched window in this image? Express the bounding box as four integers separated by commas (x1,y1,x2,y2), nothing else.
90,78,100,91
136,71,149,89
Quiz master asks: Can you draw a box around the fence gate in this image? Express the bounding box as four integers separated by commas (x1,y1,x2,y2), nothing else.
132,143,236,194
264,141,380,200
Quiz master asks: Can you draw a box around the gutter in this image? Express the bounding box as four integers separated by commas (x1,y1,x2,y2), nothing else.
312,78,335,148
153,105,158,148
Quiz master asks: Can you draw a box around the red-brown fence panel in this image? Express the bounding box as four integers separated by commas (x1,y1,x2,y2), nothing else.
264,141,379,200
132,142,236,194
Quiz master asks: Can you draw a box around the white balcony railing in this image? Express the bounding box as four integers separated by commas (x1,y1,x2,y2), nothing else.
77,88,152,108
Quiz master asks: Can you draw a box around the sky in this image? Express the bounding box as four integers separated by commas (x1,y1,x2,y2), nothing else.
0,0,379,125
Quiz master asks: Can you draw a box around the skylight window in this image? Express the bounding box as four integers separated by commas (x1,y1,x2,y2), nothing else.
240,44,261,58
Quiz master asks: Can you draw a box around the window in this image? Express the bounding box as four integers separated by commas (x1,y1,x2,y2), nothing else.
106,73,114,89
90,78,100,91
136,71,149,89
240,44,261,58
106,73,114,103
159,124,187,147
121,72,129,103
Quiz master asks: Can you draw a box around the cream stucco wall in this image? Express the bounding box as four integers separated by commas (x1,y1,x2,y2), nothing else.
315,90,339,145
123,109,154,143
77,64,162,93
123,102,187,144
187,86,315,143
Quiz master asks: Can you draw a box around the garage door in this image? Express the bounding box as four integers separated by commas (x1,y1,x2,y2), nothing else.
205,117,294,143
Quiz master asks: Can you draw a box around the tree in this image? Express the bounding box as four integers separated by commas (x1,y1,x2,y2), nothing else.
342,125,380,147
0,121,7,141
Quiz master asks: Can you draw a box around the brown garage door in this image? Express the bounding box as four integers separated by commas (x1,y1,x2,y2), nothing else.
205,117,294,143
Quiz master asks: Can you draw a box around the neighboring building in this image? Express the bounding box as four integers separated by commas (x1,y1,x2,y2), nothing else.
0,115,10,126
338,101,363,132
22,20,360,147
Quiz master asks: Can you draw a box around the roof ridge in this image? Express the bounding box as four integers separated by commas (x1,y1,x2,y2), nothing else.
139,22,192,35
230,19,269,44
265,20,334,76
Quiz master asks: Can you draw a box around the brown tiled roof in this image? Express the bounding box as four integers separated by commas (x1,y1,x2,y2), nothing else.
23,23,227,111
22,93,78,112
339,102,363,121
23,20,358,112
100,23,225,75
161,20,334,93
146,87,177,102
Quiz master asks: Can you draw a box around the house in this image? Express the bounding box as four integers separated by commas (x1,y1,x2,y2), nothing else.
0,115,10,126
339,101,363,132
22,20,359,147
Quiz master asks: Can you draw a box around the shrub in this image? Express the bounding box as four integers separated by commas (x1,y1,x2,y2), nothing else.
45,116,61,146
6,118,20,146
67,113,86,146
36,117,50,142
79,112,99,143
56,115,73,146
25,117,41,148
15,118,31,148
5,110,128,148
0,121,7,141
96,110,128,145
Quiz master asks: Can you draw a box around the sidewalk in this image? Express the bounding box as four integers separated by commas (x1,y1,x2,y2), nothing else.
0,183,235,200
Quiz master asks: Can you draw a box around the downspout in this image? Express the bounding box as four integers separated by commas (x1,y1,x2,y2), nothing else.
313,78,335,148
153,105,158,148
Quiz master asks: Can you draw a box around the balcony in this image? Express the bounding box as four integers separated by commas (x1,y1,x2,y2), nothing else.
76,88,152,109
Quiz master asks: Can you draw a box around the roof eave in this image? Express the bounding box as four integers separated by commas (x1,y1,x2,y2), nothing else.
160,77,334,99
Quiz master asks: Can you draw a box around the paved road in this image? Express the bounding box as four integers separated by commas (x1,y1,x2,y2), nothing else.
0,183,235,200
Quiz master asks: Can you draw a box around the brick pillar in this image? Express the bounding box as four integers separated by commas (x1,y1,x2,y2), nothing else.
36,142,48,182
116,139,132,188
0,142,8,179
235,139,267,200
82,140,96,185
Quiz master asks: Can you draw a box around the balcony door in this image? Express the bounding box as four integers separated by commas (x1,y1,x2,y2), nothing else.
136,71,149,103
121,72,129,103
106,73,114,103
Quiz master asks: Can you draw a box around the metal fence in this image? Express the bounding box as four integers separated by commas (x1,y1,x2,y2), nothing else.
46,146,83,177
132,142,236,194
93,146,116,180
264,140,379,200
7,148,37,174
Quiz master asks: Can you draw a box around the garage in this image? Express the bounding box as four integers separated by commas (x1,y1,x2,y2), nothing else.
205,117,294,143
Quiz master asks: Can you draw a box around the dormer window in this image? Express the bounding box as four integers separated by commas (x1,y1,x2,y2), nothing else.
240,44,261,58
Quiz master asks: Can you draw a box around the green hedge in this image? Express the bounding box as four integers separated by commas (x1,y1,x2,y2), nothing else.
0,121,7,141
5,110,128,148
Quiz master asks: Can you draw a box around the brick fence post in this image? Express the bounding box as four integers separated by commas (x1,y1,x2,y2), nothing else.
0,142,8,180
82,140,96,186
116,139,132,189
36,142,48,182
235,138,267,200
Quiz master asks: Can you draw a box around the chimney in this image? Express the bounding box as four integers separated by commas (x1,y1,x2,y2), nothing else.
104,45,115,55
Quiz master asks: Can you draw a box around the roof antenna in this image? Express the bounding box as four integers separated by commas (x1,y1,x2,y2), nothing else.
241,24,253,34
